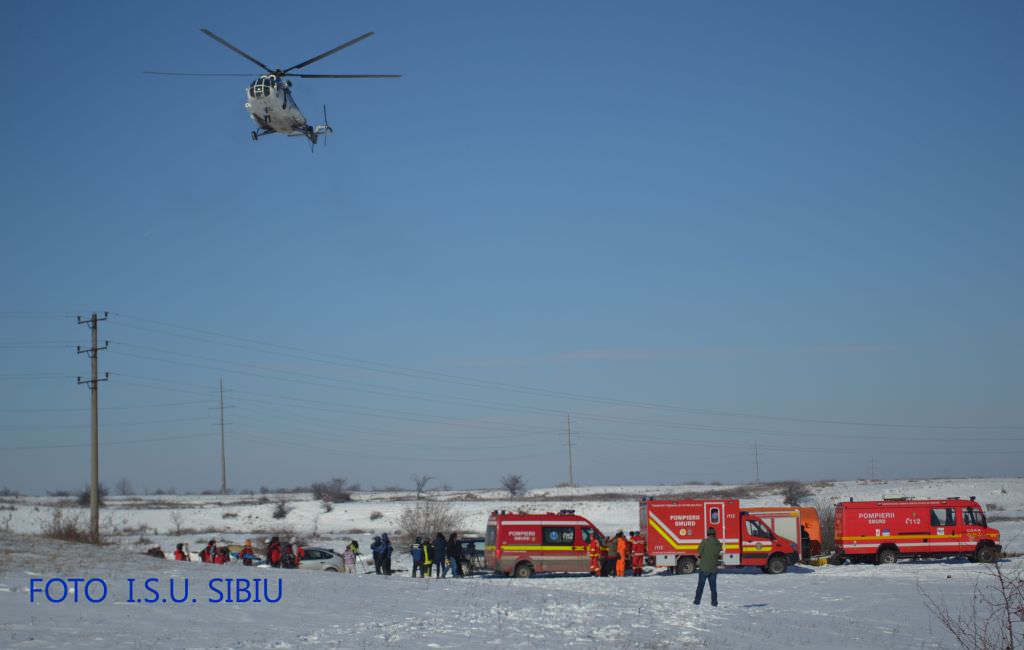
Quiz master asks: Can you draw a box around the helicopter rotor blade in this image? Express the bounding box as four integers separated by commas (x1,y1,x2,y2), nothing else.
200,28,274,73
282,32,375,74
292,73,402,78
144,71,256,77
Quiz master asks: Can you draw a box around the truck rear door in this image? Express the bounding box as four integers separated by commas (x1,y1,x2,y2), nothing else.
705,501,738,565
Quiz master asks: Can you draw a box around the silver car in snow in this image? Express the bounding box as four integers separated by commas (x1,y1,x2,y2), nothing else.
299,547,344,572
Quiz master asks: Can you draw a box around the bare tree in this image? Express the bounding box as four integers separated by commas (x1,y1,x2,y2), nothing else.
169,510,185,536
922,561,1024,649
412,475,435,500
781,481,812,506
115,478,134,496
501,474,526,497
815,497,837,554
397,500,464,544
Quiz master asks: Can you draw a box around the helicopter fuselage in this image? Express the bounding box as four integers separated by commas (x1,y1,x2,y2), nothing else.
245,75,310,137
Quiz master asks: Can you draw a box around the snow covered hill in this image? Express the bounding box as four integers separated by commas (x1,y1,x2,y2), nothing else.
1,477,1022,648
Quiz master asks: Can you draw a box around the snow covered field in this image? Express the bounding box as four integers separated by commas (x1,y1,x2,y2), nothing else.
1,478,1022,649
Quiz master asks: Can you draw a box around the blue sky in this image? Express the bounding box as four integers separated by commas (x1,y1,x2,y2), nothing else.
1,1,1022,495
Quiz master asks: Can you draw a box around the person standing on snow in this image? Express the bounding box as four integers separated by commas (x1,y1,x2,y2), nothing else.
615,531,629,577
410,537,425,577
421,536,433,578
381,533,393,575
630,531,645,576
694,527,722,607
371,536,383,574
433,532,448,578
266,537,282,568
447,532,463,577
587,534,602,577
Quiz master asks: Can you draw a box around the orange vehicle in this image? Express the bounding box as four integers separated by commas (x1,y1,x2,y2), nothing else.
641,498,798,574
745,506,822,560
485,510,607,578
834,497,1000,564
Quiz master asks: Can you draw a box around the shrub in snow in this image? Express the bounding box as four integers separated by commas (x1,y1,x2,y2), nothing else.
923,561,1024,650
501,474,527,497
41,507,95,544
311,478,352,503
272,501,290,519
397,500,464,544
77,484,108,508
782,481,812,506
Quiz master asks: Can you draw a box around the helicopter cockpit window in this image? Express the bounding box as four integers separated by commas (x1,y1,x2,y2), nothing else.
250,77,274,99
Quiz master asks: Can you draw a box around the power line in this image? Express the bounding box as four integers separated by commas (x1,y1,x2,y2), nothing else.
111,312,1024,431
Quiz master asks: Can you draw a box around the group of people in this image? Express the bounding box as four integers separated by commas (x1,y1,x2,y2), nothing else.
169,536,306,568
408,532,466,578
587,530,646,577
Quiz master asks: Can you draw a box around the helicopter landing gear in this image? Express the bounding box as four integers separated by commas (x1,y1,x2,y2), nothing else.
251,130,259,141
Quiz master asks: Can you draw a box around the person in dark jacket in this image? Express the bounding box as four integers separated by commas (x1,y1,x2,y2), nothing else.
447,532,462,577
381,533,393,575
410,537,425,577
371,536,383,575
694,527,722,607
433,533,448,578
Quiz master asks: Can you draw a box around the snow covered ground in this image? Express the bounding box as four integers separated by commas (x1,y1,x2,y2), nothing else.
1,478,1022,648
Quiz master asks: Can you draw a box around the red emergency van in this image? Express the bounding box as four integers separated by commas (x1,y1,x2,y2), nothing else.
833,497,1001,564
641,498,798,574
485,510,607,577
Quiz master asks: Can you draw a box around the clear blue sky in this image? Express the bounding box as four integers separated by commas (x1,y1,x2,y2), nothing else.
2,1,1022,495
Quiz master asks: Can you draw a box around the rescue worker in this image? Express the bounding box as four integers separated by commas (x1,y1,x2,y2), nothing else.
630,531,645,577
214,545,229,564
694,527,722,607
200,539,216,563
587,534,602,577
292,538,305,568
240,539,255,566
615,531,629,577
173,543,189,561
266,537,282,568
421,535,433,578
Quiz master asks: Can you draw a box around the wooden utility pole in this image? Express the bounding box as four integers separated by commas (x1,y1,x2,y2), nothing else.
566,413,575,487
220,379,227,494
754,440,760,483
77,312,108,543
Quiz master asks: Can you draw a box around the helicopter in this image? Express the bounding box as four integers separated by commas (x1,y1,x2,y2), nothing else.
145,29,400,148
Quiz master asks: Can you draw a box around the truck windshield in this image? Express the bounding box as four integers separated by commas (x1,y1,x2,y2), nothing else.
581,527,602,544
745,519,772,539
963,508,987,527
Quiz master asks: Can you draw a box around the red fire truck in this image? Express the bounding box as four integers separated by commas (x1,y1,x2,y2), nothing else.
833,497,1001,564
641,498,798,574
485,510,607,578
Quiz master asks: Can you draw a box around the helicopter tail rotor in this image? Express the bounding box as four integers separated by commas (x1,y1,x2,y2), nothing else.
310,105,333,151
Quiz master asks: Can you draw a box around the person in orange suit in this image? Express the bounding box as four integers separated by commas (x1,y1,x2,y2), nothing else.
630,531,645,576
615,531,629,577
587,535,602,576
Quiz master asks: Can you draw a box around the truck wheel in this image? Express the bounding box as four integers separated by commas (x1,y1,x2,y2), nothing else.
676,557,696,575
877,548,898,565
513,561,535,578
765,555,787,575
975,545,998,563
